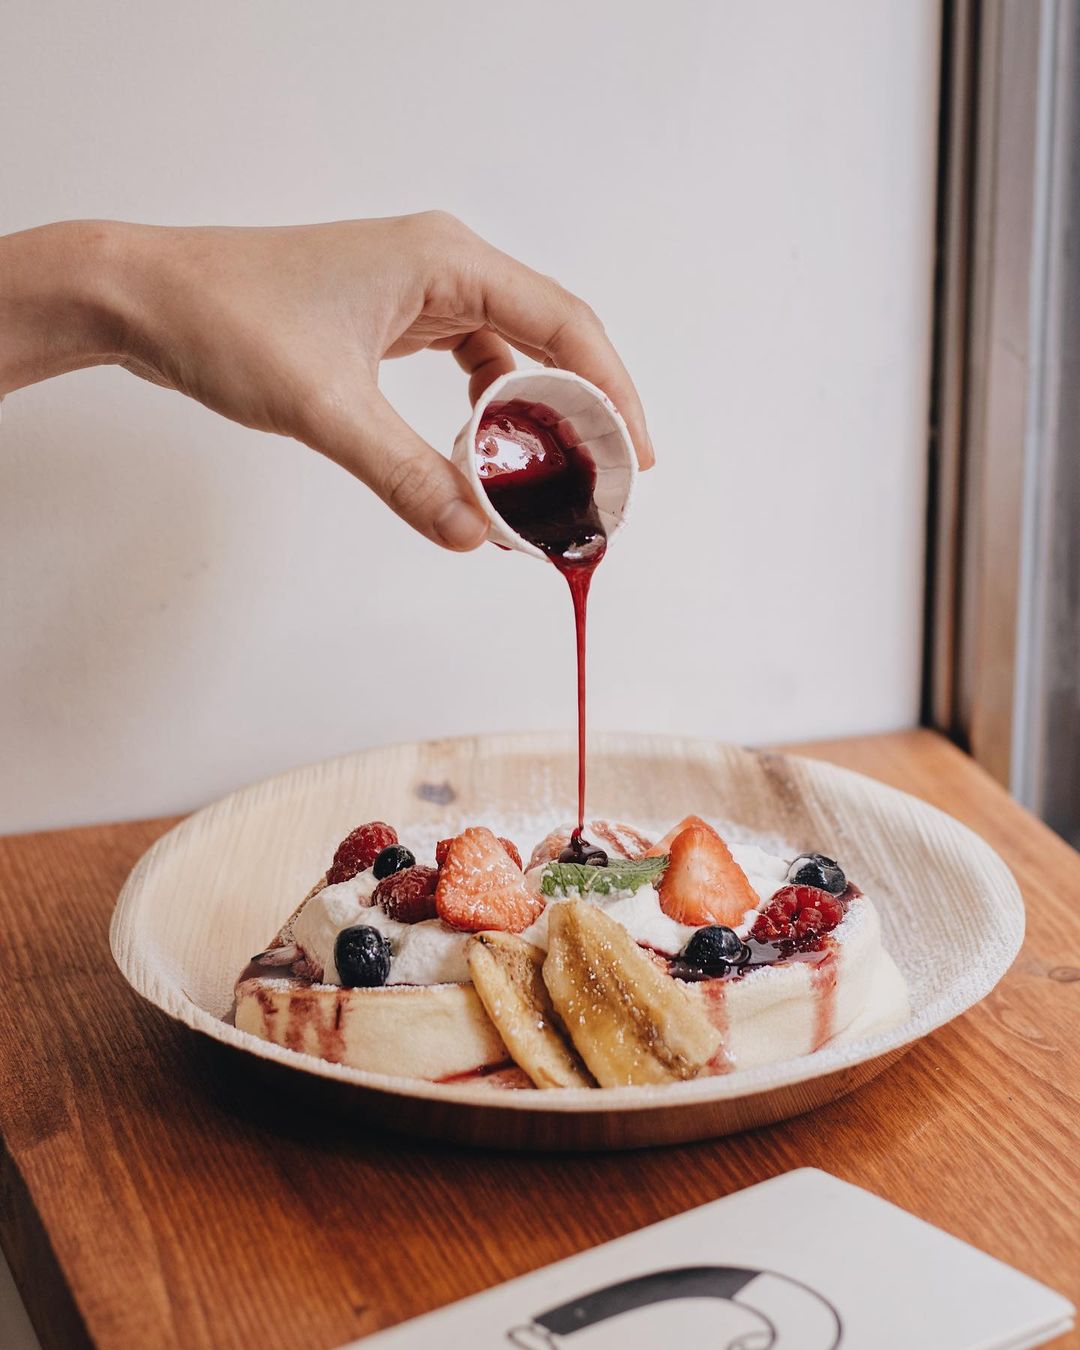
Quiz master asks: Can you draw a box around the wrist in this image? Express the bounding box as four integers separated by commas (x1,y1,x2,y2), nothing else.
0,220,135,395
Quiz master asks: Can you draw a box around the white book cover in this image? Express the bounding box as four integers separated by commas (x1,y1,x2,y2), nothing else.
350,1169,1073,1349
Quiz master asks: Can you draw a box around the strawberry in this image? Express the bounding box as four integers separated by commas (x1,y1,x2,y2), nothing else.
327,821,397,884
374,866,439,923
644,815,717,858
435,827,543,933
657,825,759,927
497,836,523,870
436,833,521,870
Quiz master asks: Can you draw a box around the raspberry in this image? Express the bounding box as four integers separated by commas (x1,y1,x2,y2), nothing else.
814,893,845,927
773,889,799,918
751,911,792,943
374,865,438,923
795,907,823,938
327,822,398,885
436,834,522,870
751,884,847,950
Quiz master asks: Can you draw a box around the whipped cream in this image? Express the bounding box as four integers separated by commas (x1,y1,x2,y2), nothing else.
518,885,698,956
291,873,471,986
292,838,795,986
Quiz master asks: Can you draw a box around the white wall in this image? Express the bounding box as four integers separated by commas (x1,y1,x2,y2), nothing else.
0,0,941,835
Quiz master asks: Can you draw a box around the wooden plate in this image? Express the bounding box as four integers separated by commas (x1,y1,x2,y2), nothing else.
109,733,1023,1151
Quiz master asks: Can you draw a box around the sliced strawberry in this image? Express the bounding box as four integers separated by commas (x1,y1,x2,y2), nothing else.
657,825,759,926
497,836,523,870
644,814,717,858
435,827,543,933
436,832,521,870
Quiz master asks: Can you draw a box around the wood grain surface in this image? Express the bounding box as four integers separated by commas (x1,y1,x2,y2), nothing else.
0,730,1077,1349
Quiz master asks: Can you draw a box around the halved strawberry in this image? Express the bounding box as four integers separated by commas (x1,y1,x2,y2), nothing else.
435,827,543,933
498,836,523,870
644,814,717,858
657,825,759,926
436,833,521,870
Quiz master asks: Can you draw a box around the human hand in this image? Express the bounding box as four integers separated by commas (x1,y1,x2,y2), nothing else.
0,214,651,550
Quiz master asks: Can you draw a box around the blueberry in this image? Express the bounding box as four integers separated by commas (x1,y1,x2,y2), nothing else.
787,852,846,895
681,925,751,974
334,925,391,987
373,844,415,879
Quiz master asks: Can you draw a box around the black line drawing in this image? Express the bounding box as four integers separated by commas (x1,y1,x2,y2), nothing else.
506,1264,843,1349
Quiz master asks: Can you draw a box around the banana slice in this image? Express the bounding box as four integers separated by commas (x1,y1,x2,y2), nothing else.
467,932,594,1089
542,900,722,1087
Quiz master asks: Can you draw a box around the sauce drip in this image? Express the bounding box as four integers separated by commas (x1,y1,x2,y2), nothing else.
477,399,607,844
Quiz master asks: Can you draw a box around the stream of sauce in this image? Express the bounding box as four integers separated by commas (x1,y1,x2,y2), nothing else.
476,399,607,855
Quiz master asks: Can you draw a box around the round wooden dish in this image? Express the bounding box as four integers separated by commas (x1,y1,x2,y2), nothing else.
110,733,1023,1151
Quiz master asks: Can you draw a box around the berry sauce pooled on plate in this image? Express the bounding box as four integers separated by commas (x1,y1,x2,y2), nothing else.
475,399,608,865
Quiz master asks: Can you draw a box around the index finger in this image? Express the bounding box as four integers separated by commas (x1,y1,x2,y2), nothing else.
478,250,654,470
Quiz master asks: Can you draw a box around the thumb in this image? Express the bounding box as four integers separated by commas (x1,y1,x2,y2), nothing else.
305,386,490,551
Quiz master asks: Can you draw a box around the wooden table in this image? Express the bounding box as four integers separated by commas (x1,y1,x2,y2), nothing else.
0,730,1077,1349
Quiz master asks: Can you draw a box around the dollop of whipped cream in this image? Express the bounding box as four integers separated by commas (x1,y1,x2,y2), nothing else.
291,871,471,986
291,839,792,987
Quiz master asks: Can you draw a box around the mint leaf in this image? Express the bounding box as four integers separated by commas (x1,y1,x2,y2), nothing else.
540,855,669,898
540,862,594,896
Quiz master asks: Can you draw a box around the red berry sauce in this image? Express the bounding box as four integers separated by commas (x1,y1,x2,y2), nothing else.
476,400,607,848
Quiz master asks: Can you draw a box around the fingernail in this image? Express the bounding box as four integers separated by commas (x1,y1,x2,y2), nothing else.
435,499,488,550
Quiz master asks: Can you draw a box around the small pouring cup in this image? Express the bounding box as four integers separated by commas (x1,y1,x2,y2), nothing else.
451,369,637,561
